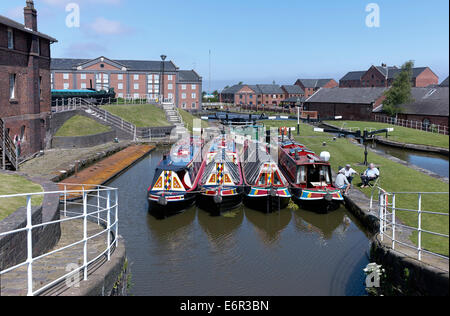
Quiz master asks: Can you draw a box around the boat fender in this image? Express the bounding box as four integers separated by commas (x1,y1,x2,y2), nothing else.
270,188,277,197
158,196,168,206
324,193,333,202
214,193,223,204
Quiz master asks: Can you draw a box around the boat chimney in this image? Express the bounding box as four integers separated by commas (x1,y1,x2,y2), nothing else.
266,130,271,154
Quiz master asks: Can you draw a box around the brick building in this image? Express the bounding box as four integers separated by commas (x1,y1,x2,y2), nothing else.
340,65,439,88
50,57,202,110
219,84,286,106
374,87,449,128
281,85,304,99
0,0,57,157
303,87,387,121
294,79,338,98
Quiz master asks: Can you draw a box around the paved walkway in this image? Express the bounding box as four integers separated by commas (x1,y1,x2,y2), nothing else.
0,217,109,296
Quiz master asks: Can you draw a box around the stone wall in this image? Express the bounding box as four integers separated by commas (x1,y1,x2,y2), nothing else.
0,176,61,271
51,130,117,149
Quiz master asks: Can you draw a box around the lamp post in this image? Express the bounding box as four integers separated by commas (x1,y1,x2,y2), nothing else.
296,97,301,136
160,55,167,104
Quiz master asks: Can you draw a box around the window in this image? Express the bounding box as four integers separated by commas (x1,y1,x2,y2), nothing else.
100,64,105,68
7,28,14,49
118,93,124,98
80,74,86,80
51,73,54,89
168,93,173,100
191,93,196,99
296,166,306,184
192,84,196,89
118,74,123,81
182,103,187,109
96,84,101,91
168,84,173,90
134,74,139,80
9,74,16,99
63,73,69,80
134,83,139,90
64,83,70,90
168,75,173,81
81,83,87,89
103,74,109,82
182,84,186,90
182,93,187,99
154,75,159,83
192,102,196,108
148,75,152,83
118,83,123,90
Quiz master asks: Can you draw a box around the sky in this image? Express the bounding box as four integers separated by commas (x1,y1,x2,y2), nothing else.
1,0,449,92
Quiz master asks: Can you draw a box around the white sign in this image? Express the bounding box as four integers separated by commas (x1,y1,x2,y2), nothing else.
314,128,324,133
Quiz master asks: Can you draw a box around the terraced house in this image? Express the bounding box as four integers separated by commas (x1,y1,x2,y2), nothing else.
51,57,202,110
340,65,439,88
0,0,57,160
219,84,286,106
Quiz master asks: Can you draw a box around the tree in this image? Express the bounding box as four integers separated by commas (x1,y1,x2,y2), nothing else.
383,60,414,117
238,81,243,85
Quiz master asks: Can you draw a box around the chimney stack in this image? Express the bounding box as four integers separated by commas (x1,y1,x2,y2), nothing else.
24,0,37,31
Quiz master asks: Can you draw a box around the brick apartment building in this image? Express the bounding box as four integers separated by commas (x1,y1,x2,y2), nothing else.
51,57,202,110
219,84,286,106
294,79,338,98
0,0,57,156
340,65,439,88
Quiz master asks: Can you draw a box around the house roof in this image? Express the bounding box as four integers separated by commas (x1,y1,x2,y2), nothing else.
440,76,449,87
51,58,178,72
178,70,202,83
282,97,306,103
305,87,387,104
340,71,366,81
221,85,245,94
281,85,304,94
296,79,334,88
255,84,284,94
0,14,57,42
400,87,449,116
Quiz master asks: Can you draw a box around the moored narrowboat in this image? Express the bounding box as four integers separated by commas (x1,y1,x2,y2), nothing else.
278,140,344,213
197,134,244,215
241,140,291,213
148,138,204,219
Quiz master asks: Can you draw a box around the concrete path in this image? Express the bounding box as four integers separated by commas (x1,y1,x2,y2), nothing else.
0,217,110,296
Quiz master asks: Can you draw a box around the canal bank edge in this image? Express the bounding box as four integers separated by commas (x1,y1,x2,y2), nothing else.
0,172,61,273
321,122,449,156
343,190,449,296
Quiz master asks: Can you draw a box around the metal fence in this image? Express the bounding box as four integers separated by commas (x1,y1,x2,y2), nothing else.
374,115,448,135
0,184,119,296
375,188,449,262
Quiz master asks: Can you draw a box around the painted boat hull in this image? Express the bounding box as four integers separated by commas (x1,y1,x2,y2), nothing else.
196,190,243,216
290,188,343,214
243,194,291,213
148,193,196,219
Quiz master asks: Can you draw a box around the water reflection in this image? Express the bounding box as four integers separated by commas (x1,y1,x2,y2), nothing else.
244,208,292,245
293,208,351,240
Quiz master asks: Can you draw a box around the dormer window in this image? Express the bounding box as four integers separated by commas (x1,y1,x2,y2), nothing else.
7,28,14,49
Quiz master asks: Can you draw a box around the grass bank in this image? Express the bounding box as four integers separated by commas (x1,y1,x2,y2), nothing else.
55,115,111,137
0,173,43,221
179,109,209,132
101,104,170,127
262,120,449,256
324,120,449,149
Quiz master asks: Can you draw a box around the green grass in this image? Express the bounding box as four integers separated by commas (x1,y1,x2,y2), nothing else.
258,120,449,256
179,109,209,132
101,104,170,127
324,120,449,149
0,174,43,221
55,115,111,137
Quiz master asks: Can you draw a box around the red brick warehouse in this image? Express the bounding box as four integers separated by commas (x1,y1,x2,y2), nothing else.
0,0,57,157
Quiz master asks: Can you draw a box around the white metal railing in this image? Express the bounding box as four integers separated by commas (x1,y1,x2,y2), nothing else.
376,188,449,262
374,115,448,135
51,98,173,141
0,184,119,296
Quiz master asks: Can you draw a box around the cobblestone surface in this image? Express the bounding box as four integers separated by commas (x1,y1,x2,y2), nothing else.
0,217,109,296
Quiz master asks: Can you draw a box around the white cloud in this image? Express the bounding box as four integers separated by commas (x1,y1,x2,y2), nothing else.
88,17,131,35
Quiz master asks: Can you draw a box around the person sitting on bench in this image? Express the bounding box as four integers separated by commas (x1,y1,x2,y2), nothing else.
361,163,380,188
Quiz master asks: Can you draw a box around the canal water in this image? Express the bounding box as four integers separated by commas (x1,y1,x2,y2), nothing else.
108,150,371,296
372,143,449,176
